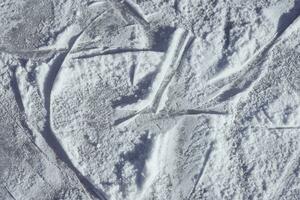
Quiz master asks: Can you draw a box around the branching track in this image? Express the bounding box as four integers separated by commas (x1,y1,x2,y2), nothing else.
206,3,300,107
37,11,111,200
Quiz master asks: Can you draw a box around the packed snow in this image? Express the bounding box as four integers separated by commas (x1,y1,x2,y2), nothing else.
0,0,300,199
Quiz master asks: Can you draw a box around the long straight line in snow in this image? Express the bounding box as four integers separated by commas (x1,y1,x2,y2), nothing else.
150,28,194,114
187,142,214,200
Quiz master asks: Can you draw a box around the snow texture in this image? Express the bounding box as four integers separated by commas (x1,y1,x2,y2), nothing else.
1,0,300,199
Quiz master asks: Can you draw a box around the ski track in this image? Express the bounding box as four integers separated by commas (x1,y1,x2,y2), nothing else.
45,9,109,109
174,0,179,14
0,88,52,167
72,48,156,60
7,64,104,199
113,108,227,128
187,142,214,200
150,29,194,113
0,48,68,58
129,56,136,85
0,74,72,199
25,160,53,188
261,107,274,124
112,28,195,127
4,186,17,200
109,0,149,27
3,1,300,199
169,109,228,117
38,10,112,200
113,111,140,127
219,7,300,199
124,0,149,24
208,2,300,98
268,126,300,130
87,0,106,7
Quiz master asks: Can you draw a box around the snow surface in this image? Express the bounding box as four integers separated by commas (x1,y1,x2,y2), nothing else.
1,0,300,200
